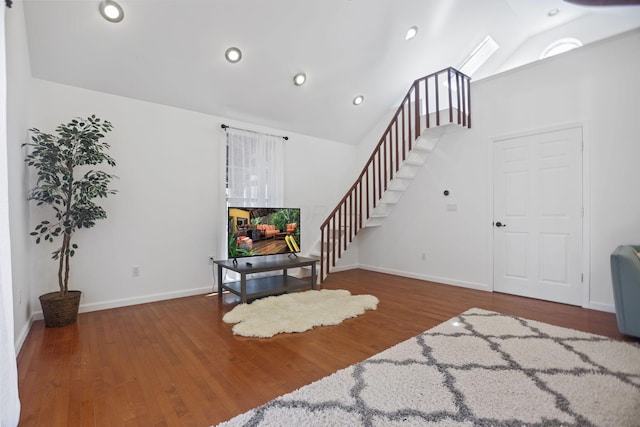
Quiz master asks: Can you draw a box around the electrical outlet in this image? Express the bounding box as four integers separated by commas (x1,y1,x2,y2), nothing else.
421,252,427,261
132,266,140,277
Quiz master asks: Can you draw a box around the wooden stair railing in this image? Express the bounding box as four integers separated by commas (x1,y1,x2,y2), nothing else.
319,67,471,282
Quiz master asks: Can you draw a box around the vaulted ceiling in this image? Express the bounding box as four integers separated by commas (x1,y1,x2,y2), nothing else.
20,0,640,144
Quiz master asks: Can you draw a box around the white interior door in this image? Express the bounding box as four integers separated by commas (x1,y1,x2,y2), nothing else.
493,127,583,305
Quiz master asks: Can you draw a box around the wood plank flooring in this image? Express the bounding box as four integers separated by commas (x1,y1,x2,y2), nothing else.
16,269,638,426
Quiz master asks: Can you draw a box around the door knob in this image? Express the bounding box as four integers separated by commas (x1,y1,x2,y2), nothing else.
495,221,506,228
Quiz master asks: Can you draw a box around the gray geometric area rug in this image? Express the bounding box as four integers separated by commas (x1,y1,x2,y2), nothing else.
216,308,640,427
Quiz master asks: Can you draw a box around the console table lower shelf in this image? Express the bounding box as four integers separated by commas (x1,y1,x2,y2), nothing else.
214,256,318,303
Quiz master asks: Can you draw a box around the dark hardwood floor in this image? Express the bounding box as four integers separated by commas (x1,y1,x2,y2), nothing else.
16,269,637,426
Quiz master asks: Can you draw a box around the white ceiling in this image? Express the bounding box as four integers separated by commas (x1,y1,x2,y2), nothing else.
21,0,640,144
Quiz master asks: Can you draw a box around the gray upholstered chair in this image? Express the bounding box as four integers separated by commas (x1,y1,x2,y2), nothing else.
610,245,640,338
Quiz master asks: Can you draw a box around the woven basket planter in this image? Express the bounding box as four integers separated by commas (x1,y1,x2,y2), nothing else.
39,290,82,328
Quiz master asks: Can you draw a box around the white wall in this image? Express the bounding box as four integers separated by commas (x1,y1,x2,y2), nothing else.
5,0,35,350
357,29,640,311
23,79,356,321
498,12,640,76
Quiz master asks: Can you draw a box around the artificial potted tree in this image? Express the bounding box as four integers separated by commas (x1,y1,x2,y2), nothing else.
24,115,117,327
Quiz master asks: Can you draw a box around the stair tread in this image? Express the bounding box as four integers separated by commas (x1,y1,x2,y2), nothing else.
404,159,424,166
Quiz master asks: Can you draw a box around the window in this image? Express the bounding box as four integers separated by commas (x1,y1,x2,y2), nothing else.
541,38,583,59
225,128,284,208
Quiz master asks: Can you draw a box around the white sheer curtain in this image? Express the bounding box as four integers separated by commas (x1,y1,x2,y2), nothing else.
226,129,284,208
1,4,22,425
222,128,284,281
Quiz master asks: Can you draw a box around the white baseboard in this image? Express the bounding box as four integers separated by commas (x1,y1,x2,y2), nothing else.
327,263,359,274
29,286,213,320
14,318,34,356
586,300,616,313
357,264,491,291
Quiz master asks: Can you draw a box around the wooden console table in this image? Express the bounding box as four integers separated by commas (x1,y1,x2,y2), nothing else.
214,256,318,303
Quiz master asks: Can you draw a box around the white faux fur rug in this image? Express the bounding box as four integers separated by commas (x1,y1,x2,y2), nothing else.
222,289,379,338
217,308,640,426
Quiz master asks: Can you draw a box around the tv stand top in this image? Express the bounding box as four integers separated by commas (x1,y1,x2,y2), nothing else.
214,256,317,274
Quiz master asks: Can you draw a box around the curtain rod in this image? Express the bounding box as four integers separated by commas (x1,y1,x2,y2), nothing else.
221,124,288,141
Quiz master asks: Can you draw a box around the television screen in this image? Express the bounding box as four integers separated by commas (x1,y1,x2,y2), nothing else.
228,207,301,259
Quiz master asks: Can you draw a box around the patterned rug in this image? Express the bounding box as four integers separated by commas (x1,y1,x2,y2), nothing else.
216,308,640,426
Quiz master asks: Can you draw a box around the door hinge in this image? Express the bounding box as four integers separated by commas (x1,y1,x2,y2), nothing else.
581,273,584,283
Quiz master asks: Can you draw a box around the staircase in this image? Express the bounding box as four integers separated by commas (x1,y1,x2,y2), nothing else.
317,67,472,282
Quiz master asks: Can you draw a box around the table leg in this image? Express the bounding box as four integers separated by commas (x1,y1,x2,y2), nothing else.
217,264,223,299
311,262,317,289
240,272,247,303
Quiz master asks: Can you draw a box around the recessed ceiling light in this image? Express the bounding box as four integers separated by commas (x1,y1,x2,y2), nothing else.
405,26,418,41
353,95,364,106
548,8,560,17
99,0,124,23
225,47,242,63
293,73,307,86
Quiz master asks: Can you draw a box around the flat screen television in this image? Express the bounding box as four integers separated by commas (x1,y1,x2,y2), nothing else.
228,207,301,259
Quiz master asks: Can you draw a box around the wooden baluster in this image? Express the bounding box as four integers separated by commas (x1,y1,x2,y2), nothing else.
425,76,430,129
353,184,357,237
320,225,324,280
383,135,388,191
413,80,420,141
372,158,377,209
414,81,420,142
447,68,453,124
401,106,406,160
373,148,382,202
365,169,370,221
355,179,362,232
456,71,461,125
338,206,342,258
344,201,352,251
343,195,351,251
466,76,471,128
349,190,353,242
435,73,440,126
394,121,399,172
331,215,336,270
463,75,467,127
344,201,348,251
359,180,363,230
387,132,393,182
407,92,415,151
